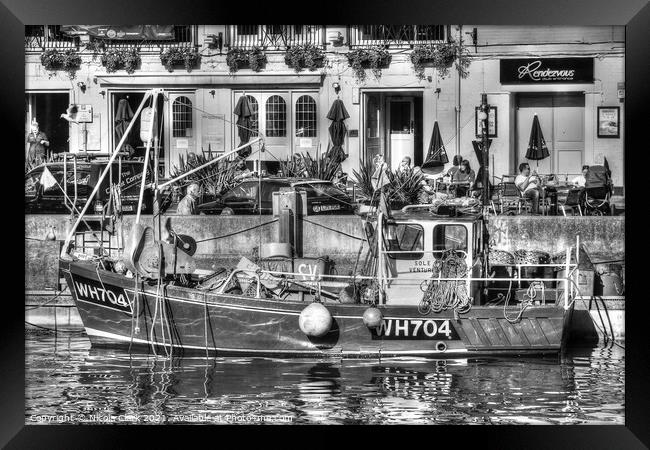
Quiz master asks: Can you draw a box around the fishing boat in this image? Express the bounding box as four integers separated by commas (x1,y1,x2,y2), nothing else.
59,89,577,358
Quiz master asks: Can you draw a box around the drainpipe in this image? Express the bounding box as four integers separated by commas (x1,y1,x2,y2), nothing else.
455,25,463,157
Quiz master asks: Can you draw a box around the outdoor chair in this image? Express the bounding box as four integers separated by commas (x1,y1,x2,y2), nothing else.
559,188,583,216
498,181,531,215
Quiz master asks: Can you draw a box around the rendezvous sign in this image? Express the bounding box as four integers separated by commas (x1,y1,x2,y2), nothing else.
500,58,594,84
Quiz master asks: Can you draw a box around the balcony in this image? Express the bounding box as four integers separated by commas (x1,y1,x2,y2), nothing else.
227,25,325,51
25,25,196,53
25,25,78,51
349,25,450,48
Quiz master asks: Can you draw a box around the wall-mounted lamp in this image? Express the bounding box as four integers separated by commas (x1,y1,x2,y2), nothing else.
99,90,106,98
332,82,341,95
77,82,87,93
209,90,216,98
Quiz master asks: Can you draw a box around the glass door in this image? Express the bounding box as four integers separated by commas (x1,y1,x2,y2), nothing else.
386,97,415,171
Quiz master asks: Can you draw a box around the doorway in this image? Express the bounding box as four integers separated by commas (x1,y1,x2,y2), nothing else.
363,92,423,170
110,91,166,175
516,93,585,178
25,92,70,156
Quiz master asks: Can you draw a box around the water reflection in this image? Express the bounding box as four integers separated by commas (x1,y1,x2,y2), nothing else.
25,332,624,425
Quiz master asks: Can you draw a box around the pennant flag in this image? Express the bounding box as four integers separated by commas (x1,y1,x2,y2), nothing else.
40,166,58,191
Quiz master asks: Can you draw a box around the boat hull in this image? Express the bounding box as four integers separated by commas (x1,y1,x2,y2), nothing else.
62,260,572,358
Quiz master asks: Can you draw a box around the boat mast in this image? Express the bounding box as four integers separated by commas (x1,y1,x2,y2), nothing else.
60,90,154,259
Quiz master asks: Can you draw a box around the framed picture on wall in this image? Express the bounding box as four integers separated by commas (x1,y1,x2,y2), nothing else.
475,106,497,138
597,106,620,138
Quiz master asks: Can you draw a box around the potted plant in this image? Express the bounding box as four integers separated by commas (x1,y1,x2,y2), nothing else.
85,39,106,61
226,47,267,74
100,48,141,74
40,49,82,79
410,40,471,80
284,44,326,72
160,47,201,72
247,46,267,72
346,46,391,82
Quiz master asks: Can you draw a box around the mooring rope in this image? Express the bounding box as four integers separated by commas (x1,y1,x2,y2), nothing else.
195,219,278,243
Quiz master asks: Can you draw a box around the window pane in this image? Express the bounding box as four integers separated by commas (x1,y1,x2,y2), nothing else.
295,95,317,138
387,224,424,260
265,95,286,137
173,96,193,138
432,225,467,258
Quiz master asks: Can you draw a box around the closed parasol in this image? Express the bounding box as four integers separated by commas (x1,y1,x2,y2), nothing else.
525,114,550,166
234,95,254,159
422,121,449,175
326,99,349,165
115,98,135,156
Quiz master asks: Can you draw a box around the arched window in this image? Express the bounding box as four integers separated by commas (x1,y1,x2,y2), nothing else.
172,96,193,137
265,95,286,137
295,95,317,138
246,95,259,137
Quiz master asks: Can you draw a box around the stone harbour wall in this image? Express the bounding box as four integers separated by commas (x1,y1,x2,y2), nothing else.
25,214,624,290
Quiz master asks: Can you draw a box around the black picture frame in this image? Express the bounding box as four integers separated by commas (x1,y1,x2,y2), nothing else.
5,1,649,448
597,106,621,138
475,106,497,138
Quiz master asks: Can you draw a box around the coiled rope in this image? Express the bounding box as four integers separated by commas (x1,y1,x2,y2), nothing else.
418,250,472,315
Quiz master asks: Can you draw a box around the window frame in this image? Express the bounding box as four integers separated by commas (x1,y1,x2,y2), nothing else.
172,95,194,138
432,224,468,259
386,223,425,260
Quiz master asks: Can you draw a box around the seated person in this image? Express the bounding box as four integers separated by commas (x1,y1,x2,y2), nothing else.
177,183,201,215
233,160,254,181
451,159,475,197
398,156,412,173
515,163,544,214
571,165,589,188
446,154,463,179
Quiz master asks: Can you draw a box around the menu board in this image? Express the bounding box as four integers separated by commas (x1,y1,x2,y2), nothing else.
201,113,225,153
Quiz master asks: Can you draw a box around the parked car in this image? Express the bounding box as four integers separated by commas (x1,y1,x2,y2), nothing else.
25,160,158,214
197,178,354,215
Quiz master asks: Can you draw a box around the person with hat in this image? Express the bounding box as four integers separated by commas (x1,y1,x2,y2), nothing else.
177,183,201,215
26,119,50,171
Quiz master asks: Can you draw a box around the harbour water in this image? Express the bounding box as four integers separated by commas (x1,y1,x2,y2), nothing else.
25,331,624,425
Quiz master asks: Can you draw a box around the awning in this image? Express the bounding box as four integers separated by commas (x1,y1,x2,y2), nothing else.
96,73,324,88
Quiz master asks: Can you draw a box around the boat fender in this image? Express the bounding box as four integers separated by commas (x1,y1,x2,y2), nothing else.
436,341,447,352
298,302,332,338
362,306,383,329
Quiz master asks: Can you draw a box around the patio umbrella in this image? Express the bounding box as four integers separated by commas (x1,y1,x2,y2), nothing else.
326,99,349,165
422,121,449,175
114,98,135,156
471,139,492,166
525,114,549,166
234,95,253,159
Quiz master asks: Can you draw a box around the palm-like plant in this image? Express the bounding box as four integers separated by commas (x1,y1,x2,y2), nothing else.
351,158,376,202
169,150,239,198
278,149,340,181
386,168,425,206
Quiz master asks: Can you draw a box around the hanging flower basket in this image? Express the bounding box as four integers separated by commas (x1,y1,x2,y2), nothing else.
40,49,82,79
160,47,201,72
284,44,326,72
410,41,471,80
226,47,267,74
100,48,141,74
346,46,391,82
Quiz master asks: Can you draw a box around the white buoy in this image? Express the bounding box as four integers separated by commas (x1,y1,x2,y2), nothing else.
362,307,383,329
299,303,332,337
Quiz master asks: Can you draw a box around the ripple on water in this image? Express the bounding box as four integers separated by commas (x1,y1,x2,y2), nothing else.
24,333,624,425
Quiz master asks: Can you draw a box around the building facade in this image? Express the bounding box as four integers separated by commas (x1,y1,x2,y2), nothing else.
25,25,625,186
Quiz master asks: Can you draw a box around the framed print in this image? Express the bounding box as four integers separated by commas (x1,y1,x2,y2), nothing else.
597,106,620,138
475,106,497,138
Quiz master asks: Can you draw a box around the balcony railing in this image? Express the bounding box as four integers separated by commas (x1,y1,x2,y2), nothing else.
25,25,78,50
349,25,449,48
25,25,195,53
227,25,325,50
